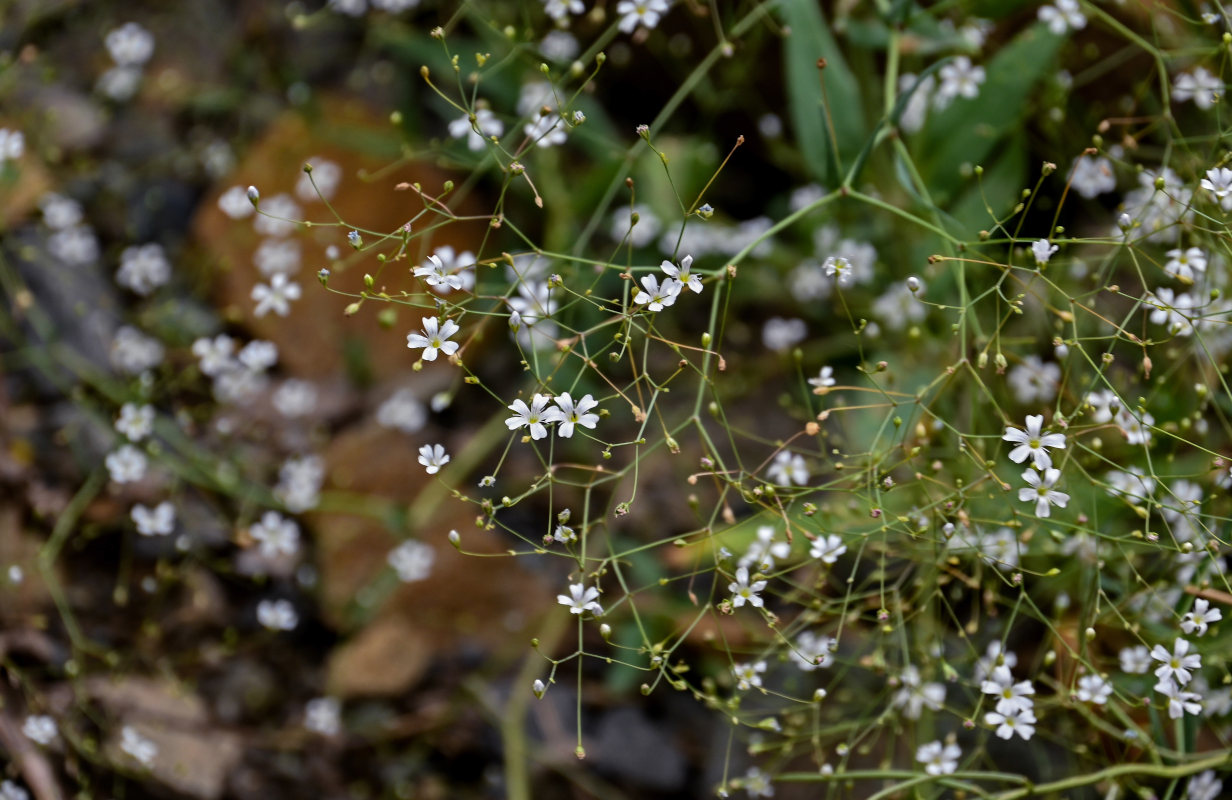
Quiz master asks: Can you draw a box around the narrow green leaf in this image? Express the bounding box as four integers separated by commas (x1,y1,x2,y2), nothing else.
781,0,865,186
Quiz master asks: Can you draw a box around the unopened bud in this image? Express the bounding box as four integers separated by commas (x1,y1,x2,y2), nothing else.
246,185,260,206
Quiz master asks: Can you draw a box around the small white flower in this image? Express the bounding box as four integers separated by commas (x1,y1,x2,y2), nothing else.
449,107,505,151
249,511,300,558
111,326,164,374
553,392,599,438
0,128,25,163
981,665,1036,715
1201,166,1232,201
273,380,317,418
252,193,301,237
543,0,583,20
822,255,854,286
766,450,808,486
239,340,278,372
1068,155,1116,198
1076,674,1112,705
418,443,450,474
257,598,298,631
1018,467,1069,518
120,725,158,767
1003,414,1067,469
984,705,1036,740
1188,770,1223,800
1006,356,1060,404
632,274,682,311
304,697,341,736
22,715,57,745
1085,389,1120,423
1031,239,1058,266
106,445,147,484
377,389,427,433
916,740,961,775
105,22,155,66
728,565,767,609
1173,67,1223,110
218,185,255,219
1120,644,1152,674
808,366,835,390
660,254,702,294
743,766,774,798
1164,247,1207,282
935,56,985,108
1151,638,1201,686
115,403,155,441
251,273,301,317
557,583,603,615
295,158,342,202
809,534,846,565
1180,598,1222,637
524,113,567,148
0,781,28,800
789,631,834,671
132,501,175,536
116,243,171,296
732,660,767,691
506,393,564,440
615,0,669,33
406,316,461,361
1156,677,1203,719
388,540,434,583
1038,0,1086,34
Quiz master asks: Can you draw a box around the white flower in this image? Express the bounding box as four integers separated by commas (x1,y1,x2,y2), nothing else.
252,193,301,237
979,527,1021,570
660,254,702,293
274,455,324,513
218,185,255,219
981,664,1036,715
615,0,669,33
1068,154,1117,199
1201,166,1232,203
418,443,450,474
728,565,767,609
249,511,300,558
808,366,835,389
541,30,579,62
0,128,25,162
740,526,790,572
1003,414,1066,469
524,113,567,148
388,540,434,583
116,403,154,441
1076,674,1112,705
273,380,317,418
553,392,599,438
892,665,945,719
822,255,854,286
1188,770,1223,800
105,22,154,66
254,238,301,277
557,583,603,615
111,326,164,374
116,243,171,295
1038,0,1086,34
632,274,682,311
414,253,465,292
984,706,1036,740
1119,644,1152,674
1031,239,1058,266
1174,67,1222,110
1156,677,1203,719
131,501,175,536
1006,356,1060,404
916,740,961,775
251,273,301,317
406,316,461,362
743,766,774,798
39,193,83,229
1085,389,1120,423
22,715,57,745
377,389,427,433
732,660,766,691
506,393,564,440
1115,406,1154,445
257,598,298,631
0,782,28,800
295,158,341,202
935,56,985,109
809,534,846,564
329,0,367,14
192,334,237,376
239,340,278,372
1151,638,1201,686
106,445,147,484
543,0,584,20
872,281,926,329
1181,598,1222,636
48,224,99,265
1164,247,1207,282
304,697,341,736
897,72,934,133
790,631,834,671
766,450,808,486
1017,468,1069,518
120,725,158,767
974,642,1018,682
762,317,807,352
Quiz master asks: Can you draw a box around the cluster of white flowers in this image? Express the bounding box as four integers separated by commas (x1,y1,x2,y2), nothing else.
192,334,279,404
116,243,171,296
328,0,420,16
388,539,435,582
110,326,164,375
99,22,154,101
506,392,600,440
274,455,324,512
981,663,1037,740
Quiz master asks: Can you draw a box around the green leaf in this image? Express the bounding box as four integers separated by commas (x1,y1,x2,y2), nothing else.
917,24,1064,203
781,0,865,186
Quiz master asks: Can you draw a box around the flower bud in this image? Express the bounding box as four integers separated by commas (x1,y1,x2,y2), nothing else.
246,186,260,206
906,276,920,293
348,230,363,249
532,679,546,698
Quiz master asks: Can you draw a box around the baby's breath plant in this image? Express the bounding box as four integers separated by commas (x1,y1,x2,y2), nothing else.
4,0,1232,798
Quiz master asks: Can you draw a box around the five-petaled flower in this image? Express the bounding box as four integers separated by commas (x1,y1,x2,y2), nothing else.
1180,598,1222,637
506,393,564,440
810,533,847,564
418,443,450,474
916,740,961,775
557,583,603,616
1151,638,1201,685
633,274,681,311
728,565,767,608
251,273,302,318
553,392,599,438
407,316,461,362
1018,468,1069,517
1003,414,1067,469
660,254,702,293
